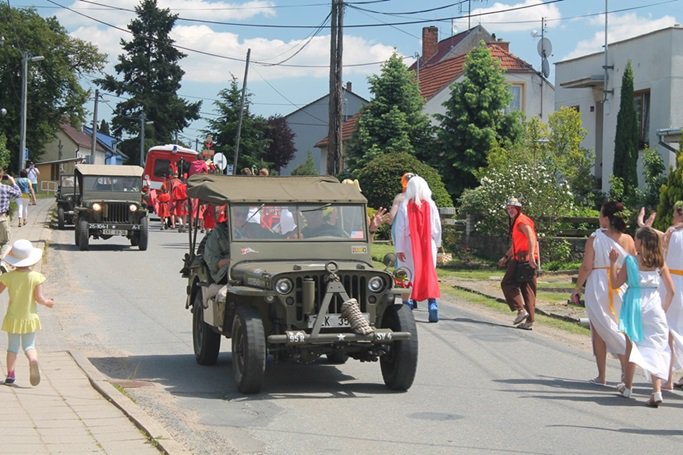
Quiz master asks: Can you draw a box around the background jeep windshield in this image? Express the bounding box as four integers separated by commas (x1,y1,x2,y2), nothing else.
83,176,141,193
230,204,367,241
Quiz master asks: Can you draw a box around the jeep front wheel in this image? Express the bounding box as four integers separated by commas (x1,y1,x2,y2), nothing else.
57,207,65,229
78,219,89,251
380,304,418,391
138,217,149,251
192,291,220,365
231,305,266,394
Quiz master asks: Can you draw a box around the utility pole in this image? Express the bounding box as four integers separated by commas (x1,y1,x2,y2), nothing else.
327,0,344,176
139,111,146,166
233,48,251,173
19,51,44,173
90,89,99,163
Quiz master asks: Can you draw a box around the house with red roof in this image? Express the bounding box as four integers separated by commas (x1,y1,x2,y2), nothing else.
316,25,554,169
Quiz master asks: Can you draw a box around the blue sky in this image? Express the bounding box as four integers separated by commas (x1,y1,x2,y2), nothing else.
10,0,681,146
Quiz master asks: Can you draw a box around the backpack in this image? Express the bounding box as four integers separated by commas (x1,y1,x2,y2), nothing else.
172,181,187,201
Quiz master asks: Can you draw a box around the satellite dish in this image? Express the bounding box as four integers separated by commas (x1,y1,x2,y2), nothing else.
213,152,227,171
541,58,550,78
537,37,552,58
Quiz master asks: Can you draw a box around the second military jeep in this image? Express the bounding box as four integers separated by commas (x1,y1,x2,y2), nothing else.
181,174,417,394
73,164,149,251
55,174,77,229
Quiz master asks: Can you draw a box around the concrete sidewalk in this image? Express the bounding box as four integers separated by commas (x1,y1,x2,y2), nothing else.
0,196,187,454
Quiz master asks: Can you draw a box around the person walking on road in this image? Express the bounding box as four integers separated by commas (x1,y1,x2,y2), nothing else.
15,170,35,227
572,201,634,385
393,175,442,322
610,227,674,407
1,239,55,386
0,170,21,260
498,197,539,331
636,202,683,390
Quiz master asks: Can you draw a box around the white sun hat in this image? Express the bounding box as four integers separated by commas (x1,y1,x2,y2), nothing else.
4,239,43,267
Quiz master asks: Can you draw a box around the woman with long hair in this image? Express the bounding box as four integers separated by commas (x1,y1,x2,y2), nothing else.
572,201,636,385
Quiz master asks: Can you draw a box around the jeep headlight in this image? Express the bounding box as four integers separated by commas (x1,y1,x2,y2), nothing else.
368,276,385,293
275,278,293,295
92,202,102,211
129,204,138,212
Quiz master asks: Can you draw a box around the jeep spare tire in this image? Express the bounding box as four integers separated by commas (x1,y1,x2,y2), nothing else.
231,305,266,394
192,290,220,365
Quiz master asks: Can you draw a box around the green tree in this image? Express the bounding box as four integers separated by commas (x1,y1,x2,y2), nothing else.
0,4,106,169
96,0,200,164
264,116,295,172
613,60,639,199
655,153,683,230
346,53,432,170
355,152,452,210
206,76,270,170
436,42,520,198
291,151,319,175
98,119,111,136
638,146,666,209
0,134,11,172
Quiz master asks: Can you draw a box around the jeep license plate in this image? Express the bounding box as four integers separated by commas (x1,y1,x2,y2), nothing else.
307,313,369,328
103,229,127,235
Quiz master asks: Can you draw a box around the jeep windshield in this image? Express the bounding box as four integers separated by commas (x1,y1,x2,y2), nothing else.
230,203,367,241
82,176,141,193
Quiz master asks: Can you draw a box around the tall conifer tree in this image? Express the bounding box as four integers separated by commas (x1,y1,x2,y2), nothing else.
613,60,639,198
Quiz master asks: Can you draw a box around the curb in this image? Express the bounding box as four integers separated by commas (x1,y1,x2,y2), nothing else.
451,284,583,325
69,349,190,454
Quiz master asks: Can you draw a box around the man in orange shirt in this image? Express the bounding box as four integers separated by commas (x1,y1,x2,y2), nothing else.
498,197,539,330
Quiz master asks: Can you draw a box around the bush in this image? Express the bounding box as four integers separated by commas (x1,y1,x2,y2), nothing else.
655,153,683,230
355,152,452,209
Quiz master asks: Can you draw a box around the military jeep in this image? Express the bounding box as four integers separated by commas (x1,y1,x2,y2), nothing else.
182,174,417,394
73,164,149,251
55,174,76,229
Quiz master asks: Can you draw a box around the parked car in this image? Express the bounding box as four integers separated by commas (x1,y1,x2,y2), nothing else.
73,164,149,251
55,174,77,229
181,174,417,394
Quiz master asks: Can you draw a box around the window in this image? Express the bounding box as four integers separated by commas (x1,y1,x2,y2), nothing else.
634,90,650,148
505,84,523,113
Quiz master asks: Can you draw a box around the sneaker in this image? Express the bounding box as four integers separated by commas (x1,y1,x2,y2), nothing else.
517,321,533,330
647,392,663,408
29,360,40,386
4,371,15,384
617,383,632,398
513,310,529,325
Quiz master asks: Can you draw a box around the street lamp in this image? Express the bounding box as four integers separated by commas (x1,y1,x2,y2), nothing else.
19,52,44,173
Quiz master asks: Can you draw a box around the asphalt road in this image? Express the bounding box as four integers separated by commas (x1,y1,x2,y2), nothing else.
40,223,683,454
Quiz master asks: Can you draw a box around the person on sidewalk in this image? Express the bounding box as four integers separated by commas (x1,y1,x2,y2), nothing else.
1,239,55,386
572,201,634,385
26,161,39,205
498,197,539,330
0,170,21,261
393,175,442,322
389,172,415,308
610,227,674,407
15,169,35,227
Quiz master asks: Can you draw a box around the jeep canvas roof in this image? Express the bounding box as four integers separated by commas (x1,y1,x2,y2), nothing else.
75,164,145,177
186,175,367,204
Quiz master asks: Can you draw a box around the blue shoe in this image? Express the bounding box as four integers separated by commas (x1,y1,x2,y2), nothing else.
428,300,438,322
404,300,413,310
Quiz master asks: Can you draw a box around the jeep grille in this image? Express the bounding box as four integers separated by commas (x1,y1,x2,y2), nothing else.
102,202,133,223
294,273,368,315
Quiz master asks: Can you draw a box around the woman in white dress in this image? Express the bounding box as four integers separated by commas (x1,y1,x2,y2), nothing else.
663,202,683,389
573,201,635,385
610,227,674,407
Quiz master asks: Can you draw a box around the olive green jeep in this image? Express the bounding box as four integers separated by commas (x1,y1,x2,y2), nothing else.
181,174,417,394
73,164,149,251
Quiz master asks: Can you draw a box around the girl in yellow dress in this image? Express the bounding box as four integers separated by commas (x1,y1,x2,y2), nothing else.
1,239,54,386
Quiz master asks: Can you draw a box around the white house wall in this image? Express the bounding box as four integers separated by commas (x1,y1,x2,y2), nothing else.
555,26,682,193
423,72,555,124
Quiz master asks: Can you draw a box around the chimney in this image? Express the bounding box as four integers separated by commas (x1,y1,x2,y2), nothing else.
422,26,439,63
495,39,509,53
346,81,352,92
